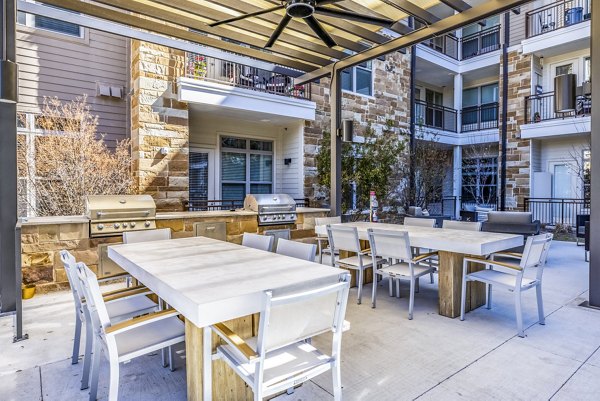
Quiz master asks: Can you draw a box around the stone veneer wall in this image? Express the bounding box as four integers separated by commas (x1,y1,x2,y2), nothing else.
304,51,412,202
131,40,189,212
500,49,532,210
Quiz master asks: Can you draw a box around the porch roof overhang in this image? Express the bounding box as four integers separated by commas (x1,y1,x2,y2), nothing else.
32,0,529,82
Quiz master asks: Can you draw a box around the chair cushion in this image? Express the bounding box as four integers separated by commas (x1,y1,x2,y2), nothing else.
114,316,185,359
487,211,532,224
377,262,435,278
106,296,158,322
219,339,331,388
467,269,537,289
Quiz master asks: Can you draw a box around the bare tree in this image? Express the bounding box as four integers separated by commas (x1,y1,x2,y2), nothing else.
23,96,133,216
568,137,592,200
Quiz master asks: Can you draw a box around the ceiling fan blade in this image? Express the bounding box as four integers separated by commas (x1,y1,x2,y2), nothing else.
304,15,337,48
209,5,284,27
317,0,345,4
265,14,292,48
314,6,394,26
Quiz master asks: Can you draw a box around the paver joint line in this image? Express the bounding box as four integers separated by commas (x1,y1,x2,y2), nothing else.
548,344,600,401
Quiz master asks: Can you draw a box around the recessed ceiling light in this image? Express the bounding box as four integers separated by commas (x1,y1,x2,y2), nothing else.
260,119,271,122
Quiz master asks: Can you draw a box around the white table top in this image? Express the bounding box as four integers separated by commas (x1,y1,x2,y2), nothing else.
315,222,523,256
108,237,346,328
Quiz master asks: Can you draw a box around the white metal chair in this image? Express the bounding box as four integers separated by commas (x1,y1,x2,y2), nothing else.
264,228,291,252
367,229,438,319
122,228,171,244
74,261,185,401
491,233,553,266
242,232,274,252
59,250,157,390
442,220,482,231
315,216,341,264
460,233,553,338
204,275,351,401
327,225,381,304
275,238,317,262
404,216,436,228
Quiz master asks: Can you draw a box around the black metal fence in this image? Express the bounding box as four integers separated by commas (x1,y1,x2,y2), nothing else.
525,92,591,123
526,0,591,38
415,100,458,132
525,197,590,226
187,198,309,212
461,25,501,60
186,53,310,100
461,103,499,132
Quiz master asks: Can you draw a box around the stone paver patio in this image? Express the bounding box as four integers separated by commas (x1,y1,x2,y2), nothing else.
1,240,599,401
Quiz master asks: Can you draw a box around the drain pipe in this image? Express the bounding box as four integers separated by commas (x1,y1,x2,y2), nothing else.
409,17,417,207
500,11,509,211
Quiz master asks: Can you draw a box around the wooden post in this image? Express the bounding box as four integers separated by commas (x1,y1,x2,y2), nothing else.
437,251,486,318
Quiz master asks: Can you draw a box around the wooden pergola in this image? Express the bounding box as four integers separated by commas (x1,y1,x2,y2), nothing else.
2,0,599,340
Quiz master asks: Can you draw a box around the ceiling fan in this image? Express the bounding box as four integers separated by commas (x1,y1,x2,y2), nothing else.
208,0,394,49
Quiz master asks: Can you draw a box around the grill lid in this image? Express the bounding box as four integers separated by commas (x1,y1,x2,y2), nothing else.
85,195,157,221
244,194,296,213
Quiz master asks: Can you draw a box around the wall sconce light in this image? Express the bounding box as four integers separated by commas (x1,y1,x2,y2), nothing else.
284,158,292,165
159,147,169,156
337,119,354,143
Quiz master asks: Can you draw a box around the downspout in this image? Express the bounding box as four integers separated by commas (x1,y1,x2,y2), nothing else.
409,18,417,207
500,11,509,211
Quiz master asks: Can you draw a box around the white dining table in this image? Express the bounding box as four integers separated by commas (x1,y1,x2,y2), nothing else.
108,236,347,401
315,221,524,318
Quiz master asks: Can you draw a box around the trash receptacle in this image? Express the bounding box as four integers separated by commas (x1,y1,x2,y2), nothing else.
565,7,583,26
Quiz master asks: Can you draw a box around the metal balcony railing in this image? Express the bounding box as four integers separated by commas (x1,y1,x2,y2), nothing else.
525,198,590,226
461,25,501,60
186,53,310,100
526,0,591,38
415,100,458,132
525,91,591,123
421,34,459,60
461,103,499,132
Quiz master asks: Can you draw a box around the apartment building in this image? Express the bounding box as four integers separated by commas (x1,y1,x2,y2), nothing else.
16,0,590,217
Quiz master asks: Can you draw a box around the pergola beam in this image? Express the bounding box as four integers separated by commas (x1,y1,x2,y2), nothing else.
438,0,471,12
296,0,532,85
381,0,440,25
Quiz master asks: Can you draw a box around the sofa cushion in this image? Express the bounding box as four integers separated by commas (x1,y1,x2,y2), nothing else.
486,211,532,225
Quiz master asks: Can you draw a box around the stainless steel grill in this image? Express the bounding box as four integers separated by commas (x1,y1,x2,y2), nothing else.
244,194,297,226
85,195,157,238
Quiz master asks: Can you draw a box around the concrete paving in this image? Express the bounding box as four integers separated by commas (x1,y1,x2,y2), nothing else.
1,240,599,401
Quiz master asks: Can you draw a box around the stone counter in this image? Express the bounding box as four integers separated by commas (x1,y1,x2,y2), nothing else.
20,208,329,292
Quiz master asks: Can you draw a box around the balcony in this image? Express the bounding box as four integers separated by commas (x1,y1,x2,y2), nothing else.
461,26,501,60
525,91,591,123
526,0,591,39
421,34,459,60
461,103,499,132
186,53,310,100
415,100,458,132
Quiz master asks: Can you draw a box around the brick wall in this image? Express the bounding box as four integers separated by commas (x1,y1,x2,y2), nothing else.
500,49,532,210
304,51,412,202
131,40,189,212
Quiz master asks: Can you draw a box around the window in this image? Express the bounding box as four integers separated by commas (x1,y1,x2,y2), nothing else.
220,136,273,200
17,5,82,37
462,83,499,127
556,63,573,76
462,157,498,204
341,60,373,96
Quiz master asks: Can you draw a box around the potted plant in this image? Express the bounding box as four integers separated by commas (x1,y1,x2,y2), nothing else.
22,283,36,299
189,55,207,79
533,111,541,123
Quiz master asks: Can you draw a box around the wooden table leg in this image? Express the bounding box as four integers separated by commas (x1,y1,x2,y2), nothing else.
185,316,256,401
437,251,486,318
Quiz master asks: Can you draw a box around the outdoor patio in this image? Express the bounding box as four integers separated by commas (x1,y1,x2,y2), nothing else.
2,240,599,401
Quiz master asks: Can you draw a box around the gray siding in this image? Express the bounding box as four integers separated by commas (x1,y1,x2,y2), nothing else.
509,3,531,46
16,27,129,145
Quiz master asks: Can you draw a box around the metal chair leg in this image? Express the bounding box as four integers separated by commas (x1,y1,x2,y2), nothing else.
81,322,94,390
88,342,102,401
108,358,120,401
486,284,493,310
72,314,82,365
396,279,401,298
169,345,175,372
515,290,525,338
371,273,378,308
460,276,468,321
202,327,212,401
408,277,415,320
388,277,393,297
357,269,363,305
536,284,545,325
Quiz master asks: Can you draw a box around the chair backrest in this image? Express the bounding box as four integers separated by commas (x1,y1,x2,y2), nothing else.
123,228,171,244
242,232,274,252
326,225,361,254
367,228,413,262
275,239,317,262
256,275,350,354
74,262,112,336
520,233,553,270
315,216,342,228
404,217,436,228
264,228,291,252
487,211,533,225
443,220,482,231
59,250,85,310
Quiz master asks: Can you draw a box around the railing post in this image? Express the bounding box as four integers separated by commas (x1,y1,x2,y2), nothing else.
561,199,565,225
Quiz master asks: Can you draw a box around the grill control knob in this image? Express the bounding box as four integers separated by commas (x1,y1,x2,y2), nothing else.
98,224,104,230
114,223,120,229
145,221,151,227
130,222,136,228
122,222,128,228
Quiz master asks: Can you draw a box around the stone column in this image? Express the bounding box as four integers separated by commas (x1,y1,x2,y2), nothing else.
131,40,189,211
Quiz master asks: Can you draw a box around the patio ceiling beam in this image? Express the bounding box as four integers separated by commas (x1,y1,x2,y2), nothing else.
380,0,440,25
438,0,471,12
295,0,532,85
172,0,369,53
20,1,304,77
90,0,332,67
36,0,316,72
333,1,413,35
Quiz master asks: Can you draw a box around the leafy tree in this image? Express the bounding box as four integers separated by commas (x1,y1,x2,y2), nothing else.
316,122,407,215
